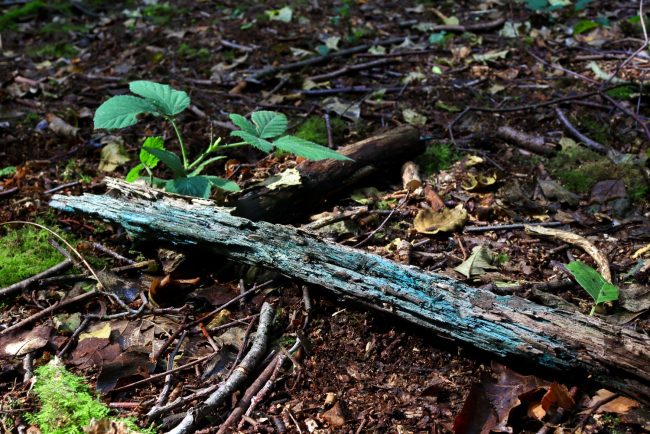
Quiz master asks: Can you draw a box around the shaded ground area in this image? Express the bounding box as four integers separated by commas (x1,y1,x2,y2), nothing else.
1,0,649,432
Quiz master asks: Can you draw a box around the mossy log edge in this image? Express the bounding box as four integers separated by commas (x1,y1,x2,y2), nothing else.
50,178,650,404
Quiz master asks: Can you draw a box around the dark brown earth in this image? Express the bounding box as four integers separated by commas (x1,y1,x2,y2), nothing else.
1,0,649,432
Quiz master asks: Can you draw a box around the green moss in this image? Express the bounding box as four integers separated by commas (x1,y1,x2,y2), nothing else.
0,0,46,31
27,42,78,59
416,142,460,175
26,360,155,434
547,144,649,200
576,115,609,145
0,226,68,287
294,116,347,146
177,43,210,60
40,21,88,34
142,3,182,25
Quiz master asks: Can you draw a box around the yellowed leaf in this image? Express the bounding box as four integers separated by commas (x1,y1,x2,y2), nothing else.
414,204,467,234
79,322,112,341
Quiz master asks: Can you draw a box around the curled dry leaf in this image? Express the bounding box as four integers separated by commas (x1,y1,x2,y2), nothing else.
46,113,79,137
414,204,468,234
524,225,611,282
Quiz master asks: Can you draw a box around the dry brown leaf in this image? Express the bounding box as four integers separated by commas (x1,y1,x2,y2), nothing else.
585,389,640,415
414,204,467,234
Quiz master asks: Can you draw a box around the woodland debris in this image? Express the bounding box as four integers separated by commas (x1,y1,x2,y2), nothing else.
234,125,422,222
496,126,558,156
50,179,650,404
401,161,422,191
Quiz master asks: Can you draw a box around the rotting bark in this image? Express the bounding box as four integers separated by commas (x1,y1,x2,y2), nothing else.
50,178,650,405
233,125,423,222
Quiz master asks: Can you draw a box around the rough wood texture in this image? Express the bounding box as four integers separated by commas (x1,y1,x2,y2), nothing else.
234,125,422,222
50,179,650,404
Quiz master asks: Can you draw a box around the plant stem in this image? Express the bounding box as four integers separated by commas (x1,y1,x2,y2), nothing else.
169,118,188,168
218,142,248,149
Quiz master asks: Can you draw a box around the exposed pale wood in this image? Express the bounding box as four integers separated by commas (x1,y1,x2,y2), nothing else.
234,125,423,222
401,161,422,191
50,178,650,404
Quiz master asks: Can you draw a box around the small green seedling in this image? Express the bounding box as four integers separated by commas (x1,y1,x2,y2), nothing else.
94,80,350,198
566,260,619,315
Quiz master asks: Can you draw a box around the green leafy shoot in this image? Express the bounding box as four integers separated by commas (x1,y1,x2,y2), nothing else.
228,111,352,161
93,80,350,199
566,260,619,315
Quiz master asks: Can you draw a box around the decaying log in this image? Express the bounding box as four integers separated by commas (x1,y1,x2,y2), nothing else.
234,125,422,222
50,178,650,404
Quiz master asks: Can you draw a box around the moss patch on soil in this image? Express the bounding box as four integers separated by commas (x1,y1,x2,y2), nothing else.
547,144,648,201
294,115,348,146
0,225,68,287
416,142,461,175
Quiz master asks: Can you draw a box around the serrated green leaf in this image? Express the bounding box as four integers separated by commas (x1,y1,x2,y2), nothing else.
140,136,165,168
205,176,241,192
129,81,190,117
230,130,274,152
251,111,288,139
273,135,352,161
143,147,186,178
0,166,16,178
94,95,159,130
125,163,144,182
566,261,619,305
229,114,257,135
166,176,211,198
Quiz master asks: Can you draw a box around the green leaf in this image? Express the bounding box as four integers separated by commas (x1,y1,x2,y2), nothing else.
143,147,187,178
573,19,600,35
0,166,16,178
140,136,165,168
94,95,159,130
205,176,241,192
229,114,257,135
273,136,352,161
166,176,211,198
230,130,275,152
125,164,144,182
566,261,619,305
454,246,498,279
129,81,190,117
428,31,447,45
251,111,288,139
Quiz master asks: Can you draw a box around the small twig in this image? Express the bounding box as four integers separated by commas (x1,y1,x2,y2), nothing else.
157,331,187,406
554,107,624,162
0,187,18,197
90,242,135,265
112,351,217,393
0,260,73,297
165,303,275,434
599,91,650,141
354,192,410,248
23,353,34,383
43,181,80,195
248,36,408,81
1,290,98,335
464,221,564,233
308,58,396,82
571,392,621,433
324,113,334,148
297,85,403,96
57,316,91,358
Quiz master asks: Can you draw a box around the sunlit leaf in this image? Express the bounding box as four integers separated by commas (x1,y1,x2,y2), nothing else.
566,261,619,305
94,95,159,129
125,163,144,182
140,136,165,169
143,147,186,178
274,136,352,160
129,81,190,116
230,130,275,152
251,111,288,139
229,114,257,135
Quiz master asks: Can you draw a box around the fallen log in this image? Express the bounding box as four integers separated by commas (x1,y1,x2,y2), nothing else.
50,178,650,404
233,125,422,222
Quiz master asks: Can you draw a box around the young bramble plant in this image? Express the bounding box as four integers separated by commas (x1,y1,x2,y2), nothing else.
565,260,619,315
93,81,350,198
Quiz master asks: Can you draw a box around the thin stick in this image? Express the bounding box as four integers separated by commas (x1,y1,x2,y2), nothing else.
1,290,98,335
0,260,73,297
